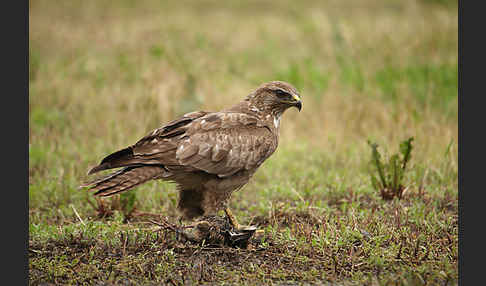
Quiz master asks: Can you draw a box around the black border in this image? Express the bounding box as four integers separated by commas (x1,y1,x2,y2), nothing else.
6,0,29,284
459,0,477,285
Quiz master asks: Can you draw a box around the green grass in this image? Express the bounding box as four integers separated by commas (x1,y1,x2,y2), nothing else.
29,0,457,285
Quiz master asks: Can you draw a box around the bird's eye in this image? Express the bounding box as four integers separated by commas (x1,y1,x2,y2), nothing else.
275,89,291,99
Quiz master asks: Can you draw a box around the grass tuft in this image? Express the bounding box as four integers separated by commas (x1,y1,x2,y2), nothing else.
368,137,414,200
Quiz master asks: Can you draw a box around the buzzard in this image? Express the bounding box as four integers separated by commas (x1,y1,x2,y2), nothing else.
82,81,302,230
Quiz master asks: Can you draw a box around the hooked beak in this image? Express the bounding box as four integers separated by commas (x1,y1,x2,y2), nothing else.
293,100,302,112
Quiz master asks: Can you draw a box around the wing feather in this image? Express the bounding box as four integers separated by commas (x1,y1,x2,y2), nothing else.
87,111,208,175
87,111,276,180
175,112,276,177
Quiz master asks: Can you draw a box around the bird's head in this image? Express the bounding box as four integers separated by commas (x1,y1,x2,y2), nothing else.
245,81,302,116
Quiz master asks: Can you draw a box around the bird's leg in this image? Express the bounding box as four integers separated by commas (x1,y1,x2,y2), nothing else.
224,207,241,229
224,207,257,232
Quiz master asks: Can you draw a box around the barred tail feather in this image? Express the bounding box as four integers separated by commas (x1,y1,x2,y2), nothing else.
86,147,136,175
83,166,166,197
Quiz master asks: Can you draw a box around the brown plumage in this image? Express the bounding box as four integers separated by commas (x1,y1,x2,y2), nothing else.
82,81,302,227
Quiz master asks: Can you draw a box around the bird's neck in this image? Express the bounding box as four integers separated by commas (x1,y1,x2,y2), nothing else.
227,101,282,134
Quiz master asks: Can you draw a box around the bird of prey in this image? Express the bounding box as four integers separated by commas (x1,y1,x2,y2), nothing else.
82,81,302,230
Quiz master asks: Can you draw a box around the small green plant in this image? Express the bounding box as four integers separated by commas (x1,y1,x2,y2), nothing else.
120,191,137,219
87,191,138,221
367,137,414,200
87,196,115,219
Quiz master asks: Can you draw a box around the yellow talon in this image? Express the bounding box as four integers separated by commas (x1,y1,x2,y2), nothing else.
224,207,241,229
224,207,257,231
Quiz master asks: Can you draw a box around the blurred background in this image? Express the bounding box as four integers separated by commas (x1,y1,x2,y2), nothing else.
29,0,457,220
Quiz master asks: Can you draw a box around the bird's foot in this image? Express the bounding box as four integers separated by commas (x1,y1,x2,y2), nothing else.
234,224,258,232
223,207,263,237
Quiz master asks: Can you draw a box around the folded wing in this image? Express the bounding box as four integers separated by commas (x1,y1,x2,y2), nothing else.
174,112,277,177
